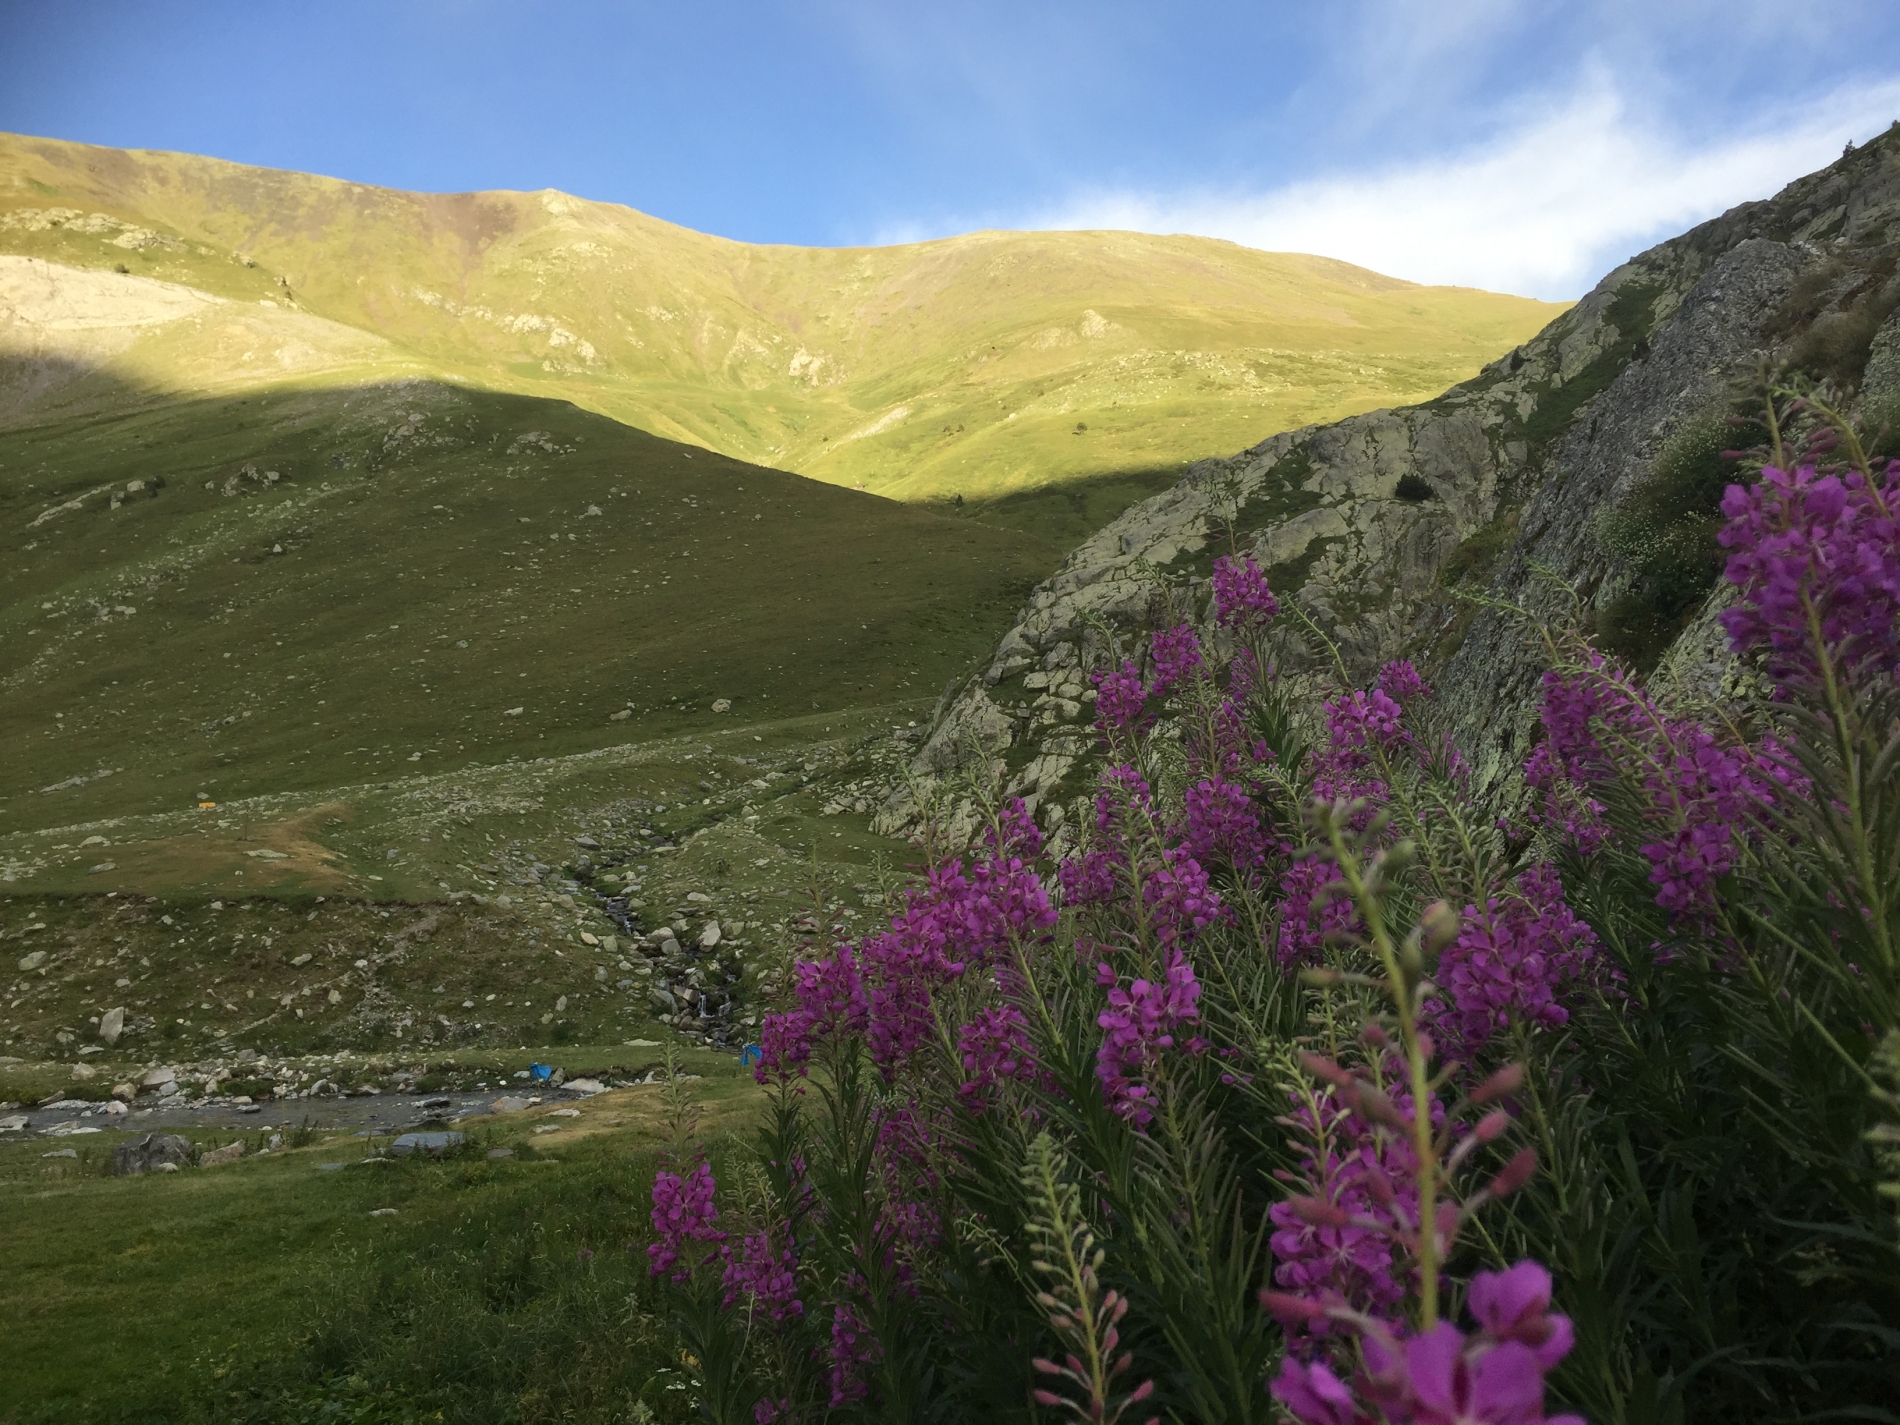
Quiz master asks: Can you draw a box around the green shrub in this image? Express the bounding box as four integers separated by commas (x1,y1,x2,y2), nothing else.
1394,472,1435,501
1438,510,1518,587
1595,410,1743,669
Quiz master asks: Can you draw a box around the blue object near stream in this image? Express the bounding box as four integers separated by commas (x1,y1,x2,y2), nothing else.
529,1063,556,1082
740,1044,763,1067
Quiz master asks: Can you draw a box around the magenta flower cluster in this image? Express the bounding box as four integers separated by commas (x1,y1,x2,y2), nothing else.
721,1231,804,1324
1272,1261,1583,1425
1093,659,1150,732
1094,946,1203,1125
1718,460,1900,684
1526,649,1794,918
1265,1091,1412,1340
1431,864,1602,1055
1149,623,1206,692
1213,553,1281,627
956,1002,1041,1108
649,1161,726,1282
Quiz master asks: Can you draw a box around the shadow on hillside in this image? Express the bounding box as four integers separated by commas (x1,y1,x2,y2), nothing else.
932,464,1193,547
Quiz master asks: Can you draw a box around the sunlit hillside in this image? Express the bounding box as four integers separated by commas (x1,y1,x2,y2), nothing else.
0,132,1567,507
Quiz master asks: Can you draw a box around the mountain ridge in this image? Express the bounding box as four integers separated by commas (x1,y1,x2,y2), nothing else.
0,130,1565,511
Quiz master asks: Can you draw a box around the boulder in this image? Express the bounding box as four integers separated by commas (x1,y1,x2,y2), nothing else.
199,1141,245,1166
699,921,722,949
111,1131,193,1176
140,1066,177,1091
98,1007,125,1045
18,950,46,972
70,1062,97,1081
491,1095,532,1113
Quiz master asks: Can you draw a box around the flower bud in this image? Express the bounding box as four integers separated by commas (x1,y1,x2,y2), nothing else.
1488,1146,1538,1198
1420,899,1460,953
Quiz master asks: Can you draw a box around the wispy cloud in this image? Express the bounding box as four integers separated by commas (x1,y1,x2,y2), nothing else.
1021,77,1900,299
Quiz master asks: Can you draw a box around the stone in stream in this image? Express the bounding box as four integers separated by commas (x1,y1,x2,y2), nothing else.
0,1115,27,1132
491,1095,532,1114
389,1132,463,1158
111,1131,193,1176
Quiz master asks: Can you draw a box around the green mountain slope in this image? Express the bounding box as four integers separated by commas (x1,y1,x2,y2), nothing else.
0,378,1053,839
0,132,1567,509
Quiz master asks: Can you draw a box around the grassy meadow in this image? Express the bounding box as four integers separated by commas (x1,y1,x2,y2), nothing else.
1,1045,757,1424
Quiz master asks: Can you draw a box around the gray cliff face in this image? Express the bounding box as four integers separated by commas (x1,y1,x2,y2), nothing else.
883,128,1900,835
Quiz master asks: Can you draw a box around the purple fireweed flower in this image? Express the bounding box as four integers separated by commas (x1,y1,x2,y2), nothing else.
1059,846,1123,907
1095,947,1202,1125
1149,623,1206,692
984,796,1045,860
1430,864,1601,1055
828,1301,878,1407
1213,554,1281,627
1182,775,1270,870
1270,1357,1363,1425
754,943,869,1083
1718,460,1900,687
720,1230,804,1324
648,1161,725,1281
1142,846,1230,948
1467,1261,1575,1370
1362,1322,1585,1425
1276,855,1357,969
1264,1081,1437,1347
1525,650,1797,920
1093,660,1149,732
1377,659,1430,707
1271,1262,1583,1425
1325,687,1409,765
957,1003,1041,1108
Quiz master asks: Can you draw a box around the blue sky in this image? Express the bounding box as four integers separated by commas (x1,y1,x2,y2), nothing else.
2,0,1896,298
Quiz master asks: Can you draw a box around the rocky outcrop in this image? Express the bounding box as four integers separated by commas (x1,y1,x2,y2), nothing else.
883,125,1900,833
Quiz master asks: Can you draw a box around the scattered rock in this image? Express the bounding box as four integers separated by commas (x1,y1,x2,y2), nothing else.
491,1095,532,1113
0,1114,26,1132
17,951,46,972
486,1147,515,1160
140,1066,177,1091
111,1131,193,1176
369,1207,399,1217
98,1007,124,1045
699,921,722,949
70,1062,97,1081
199,1141,245,1166
42,1148,78,1160
111,1082,135,1101
711,698,731,713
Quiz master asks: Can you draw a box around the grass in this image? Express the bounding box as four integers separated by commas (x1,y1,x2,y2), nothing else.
0,379,1055,837
1,130,1567,519
0,1057,760,1423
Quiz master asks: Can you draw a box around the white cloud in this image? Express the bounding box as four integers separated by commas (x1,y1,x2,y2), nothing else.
1024,78,1900,300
